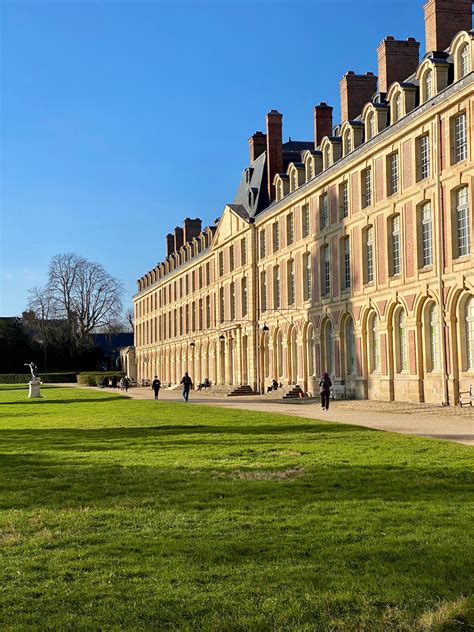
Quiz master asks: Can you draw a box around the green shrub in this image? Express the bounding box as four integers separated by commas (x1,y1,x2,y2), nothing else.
0,372,78,384
77,372,123,387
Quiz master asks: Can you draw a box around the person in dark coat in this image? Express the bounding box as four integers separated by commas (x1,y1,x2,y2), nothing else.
111,375,118,388
151,376,161,400
180,372,193,402
319,372,332,410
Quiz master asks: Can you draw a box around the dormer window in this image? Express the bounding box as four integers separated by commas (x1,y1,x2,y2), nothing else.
245,168,254,184
460,44,470,78
425,69,433,101
393,92,402,123
343,129,352,156
324,145,331,169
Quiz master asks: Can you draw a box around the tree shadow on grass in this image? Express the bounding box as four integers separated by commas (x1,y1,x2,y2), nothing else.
0,396,126,405
0,450,472,511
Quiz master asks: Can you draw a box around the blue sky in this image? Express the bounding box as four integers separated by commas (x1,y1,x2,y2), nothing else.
1,0,425,317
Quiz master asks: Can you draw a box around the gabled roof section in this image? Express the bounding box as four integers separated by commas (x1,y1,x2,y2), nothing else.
232,151,268,218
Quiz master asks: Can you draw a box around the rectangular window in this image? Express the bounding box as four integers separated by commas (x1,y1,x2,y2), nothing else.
241,237,247,265
260,229,266,259
418,135,430,181
230,282,236,320
362,168,372,208
456,186,471,257
260,270,267,312
302,204,310,238
366,226,374,284
391,214,401,275
286,213,294,246
321,246,331,296
342,236,351,290
198,266,203,289
272,221,280,252
339,181,349,219
287,259,295,305
241,277,248,317
218,252,224,277
303,252,312,301
219,287,225,323
388,153,399,196
420,202,433,267
229,245,235,272
206,296,211,328
319,193,329,229
454,113,467,163
205,262,210,286
273,266,280,308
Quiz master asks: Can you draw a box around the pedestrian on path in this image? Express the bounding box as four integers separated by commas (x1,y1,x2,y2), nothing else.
319,372,332,410
151,376,161,400
180,372,193,402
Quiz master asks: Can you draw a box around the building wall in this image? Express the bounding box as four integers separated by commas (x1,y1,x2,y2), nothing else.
133,31,474,405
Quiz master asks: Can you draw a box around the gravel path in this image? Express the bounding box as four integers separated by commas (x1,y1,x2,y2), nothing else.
60,384,474,447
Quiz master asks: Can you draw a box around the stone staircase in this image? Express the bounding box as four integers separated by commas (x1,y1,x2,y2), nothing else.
282,385,305,400
227,385,258,397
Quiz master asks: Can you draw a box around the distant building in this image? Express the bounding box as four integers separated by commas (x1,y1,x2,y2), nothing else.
133,0,474,404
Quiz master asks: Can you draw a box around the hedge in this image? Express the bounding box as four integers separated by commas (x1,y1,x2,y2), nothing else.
0,372,78,384
76,372,124,387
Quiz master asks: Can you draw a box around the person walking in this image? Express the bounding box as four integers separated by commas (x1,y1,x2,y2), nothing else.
151,376,161,400
180,372,193,402
319,372,332,410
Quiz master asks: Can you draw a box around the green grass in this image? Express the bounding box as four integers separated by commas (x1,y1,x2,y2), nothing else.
0,385,473,631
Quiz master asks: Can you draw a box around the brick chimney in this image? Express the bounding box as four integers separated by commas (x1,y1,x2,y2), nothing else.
248,131,267,162
377,37,420,94
174,226,184,252
166,234,174,257
340,72,378,123
424,0,473,53
314,102,333,148
183,217,202,244
266,110,283,202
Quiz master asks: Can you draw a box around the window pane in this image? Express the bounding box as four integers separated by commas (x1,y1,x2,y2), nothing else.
457,186,470,257
455,113,467,163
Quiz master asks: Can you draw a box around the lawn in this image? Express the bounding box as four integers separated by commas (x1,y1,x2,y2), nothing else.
0,385,473,631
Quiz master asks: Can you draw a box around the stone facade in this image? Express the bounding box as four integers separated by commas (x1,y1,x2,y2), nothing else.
133,0,474,404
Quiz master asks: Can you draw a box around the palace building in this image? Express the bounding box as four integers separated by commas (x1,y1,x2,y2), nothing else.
133,0,474,404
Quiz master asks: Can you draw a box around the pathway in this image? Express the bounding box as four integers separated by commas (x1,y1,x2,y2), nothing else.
61,384,474,447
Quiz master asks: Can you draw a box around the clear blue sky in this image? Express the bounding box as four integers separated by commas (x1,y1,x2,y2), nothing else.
1,0,425,317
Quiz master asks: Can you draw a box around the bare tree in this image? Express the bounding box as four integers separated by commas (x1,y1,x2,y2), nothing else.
28,253,124,348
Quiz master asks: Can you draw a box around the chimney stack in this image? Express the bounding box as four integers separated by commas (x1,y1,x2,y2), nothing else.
377,36,420,94
166,234,175,257
313,102,333,148
174,226,184,252
248,131,267,163
424,0,473,53
340,72,378,123
266,110,283,202
183,217,202,244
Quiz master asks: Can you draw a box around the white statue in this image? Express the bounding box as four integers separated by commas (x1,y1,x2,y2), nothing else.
24,362,41,398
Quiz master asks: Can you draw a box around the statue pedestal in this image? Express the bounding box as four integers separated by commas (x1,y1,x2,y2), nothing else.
28,379,42,398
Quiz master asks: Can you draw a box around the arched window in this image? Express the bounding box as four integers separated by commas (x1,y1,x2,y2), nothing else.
466,296,474,371
424,69,433,101
396,309,408,373
393,92,402,123
290,327,298,383
366,112,374,140
324,320,334,375
428,303,440,372
307,324,315,377
460,43,470,79
275,329,283,379
346,317,356,375
324,145,331,169
343,129,352,155
370,313,380,373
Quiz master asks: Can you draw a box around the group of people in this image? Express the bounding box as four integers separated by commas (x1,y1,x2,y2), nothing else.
100,375,130,391
151,373,193,402
150,370,333,409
